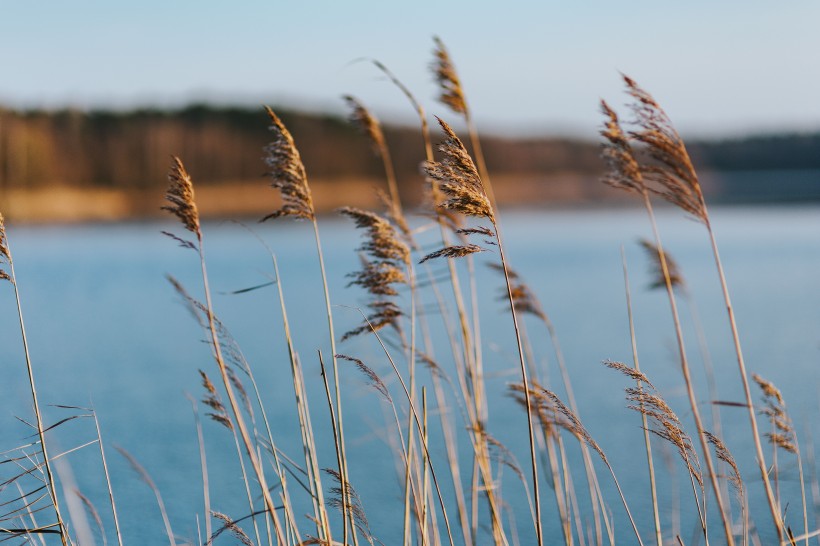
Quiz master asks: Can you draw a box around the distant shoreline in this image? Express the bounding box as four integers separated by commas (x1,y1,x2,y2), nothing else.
4,170,818,225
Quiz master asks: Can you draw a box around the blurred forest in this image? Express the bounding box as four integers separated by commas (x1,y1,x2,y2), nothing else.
1,105,819,222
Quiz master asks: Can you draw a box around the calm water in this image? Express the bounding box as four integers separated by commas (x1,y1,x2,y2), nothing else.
1,206,818,545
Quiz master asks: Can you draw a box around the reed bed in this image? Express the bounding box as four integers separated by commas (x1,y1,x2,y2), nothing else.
0,38,816,546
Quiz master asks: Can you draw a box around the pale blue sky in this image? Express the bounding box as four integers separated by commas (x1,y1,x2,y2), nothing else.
2,1,818,137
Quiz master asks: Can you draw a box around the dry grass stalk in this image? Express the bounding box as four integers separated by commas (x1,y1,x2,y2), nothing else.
622,76,707,222
210,511,254,546
339,207,410,341
602,360,655,390
535,387,644,546
344,95,386,154
639,239,685,290
602,87,736,545
423,119,493,221
339,207,410,266
703,432,743,500
430,36,497,210
162,157,201,236
431,36,467,115
115,446,176,546
620,251,663,546
164,158,287,545
615,75,783,540
0,213,69,546
199,370,233,431
342,96,408,235
0,214,11,282
260,108,355,542
336,354,391,403
419,244,486,264
261,106,315,222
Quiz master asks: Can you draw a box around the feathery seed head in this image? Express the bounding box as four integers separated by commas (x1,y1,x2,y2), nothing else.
343,95,386,155
424,118,493,220
639,239,685,290
0,214,11,282
261,106,315,222
431,36,467,115
163,157,201,236
621,76,707,222
600,100,644,194
419,244,486,264
336,354,391,403
339,207,410,265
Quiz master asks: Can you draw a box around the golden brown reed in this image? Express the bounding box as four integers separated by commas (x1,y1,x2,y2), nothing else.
639,238,685,290
0,214,10,282
488,263,546,322
343,95,386,157
336,354,392,403
210,511,254,546
600,100,644,194
703,432,743,498
199,370,233,431
339,206,410,341
753,374,797,454
621,76,707,222
163,157,201,236
338,207,410,266
605,361,703,487
423,118,493,221
431,36,467,115
419,244,486,264
261,106,315,222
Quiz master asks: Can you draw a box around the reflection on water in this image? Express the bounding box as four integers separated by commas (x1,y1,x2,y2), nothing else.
0,206,817,544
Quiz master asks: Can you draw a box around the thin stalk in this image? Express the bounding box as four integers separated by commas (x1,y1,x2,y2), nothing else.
544,313,607,546
605,465,645,546
311,218,359,546
703,213,784,541
271,252,331,541
92,412,123,546
7,252,69,546
196,234,286,545
187,396,212,546
621,249,663,546
353,310,458,546
318,351,351,546
642,193,730,545
491,220,542,546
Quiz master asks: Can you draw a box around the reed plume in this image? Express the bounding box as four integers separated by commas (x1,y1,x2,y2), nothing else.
261,106,315,222
339,207,410,341
602,87,736,545
613,74,783,540
164,157,287,544
639,239,684,290
336,354,392,403
423,118,493,221
162,157,201,236
622,76,706,222
431,36,467,115
0,214,11,282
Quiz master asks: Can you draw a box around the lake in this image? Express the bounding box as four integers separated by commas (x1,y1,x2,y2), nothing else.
1,205,818,545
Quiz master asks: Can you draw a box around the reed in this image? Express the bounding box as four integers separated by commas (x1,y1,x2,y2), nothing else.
0,39,817,546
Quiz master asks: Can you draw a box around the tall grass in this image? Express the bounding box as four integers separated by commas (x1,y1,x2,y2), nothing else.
0,37,816,546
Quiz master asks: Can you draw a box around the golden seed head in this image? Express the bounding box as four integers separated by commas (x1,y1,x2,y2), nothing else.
163,157,201,236
261,106,315,222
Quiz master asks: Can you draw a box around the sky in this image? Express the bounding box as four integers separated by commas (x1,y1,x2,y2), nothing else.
2,1,819,138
